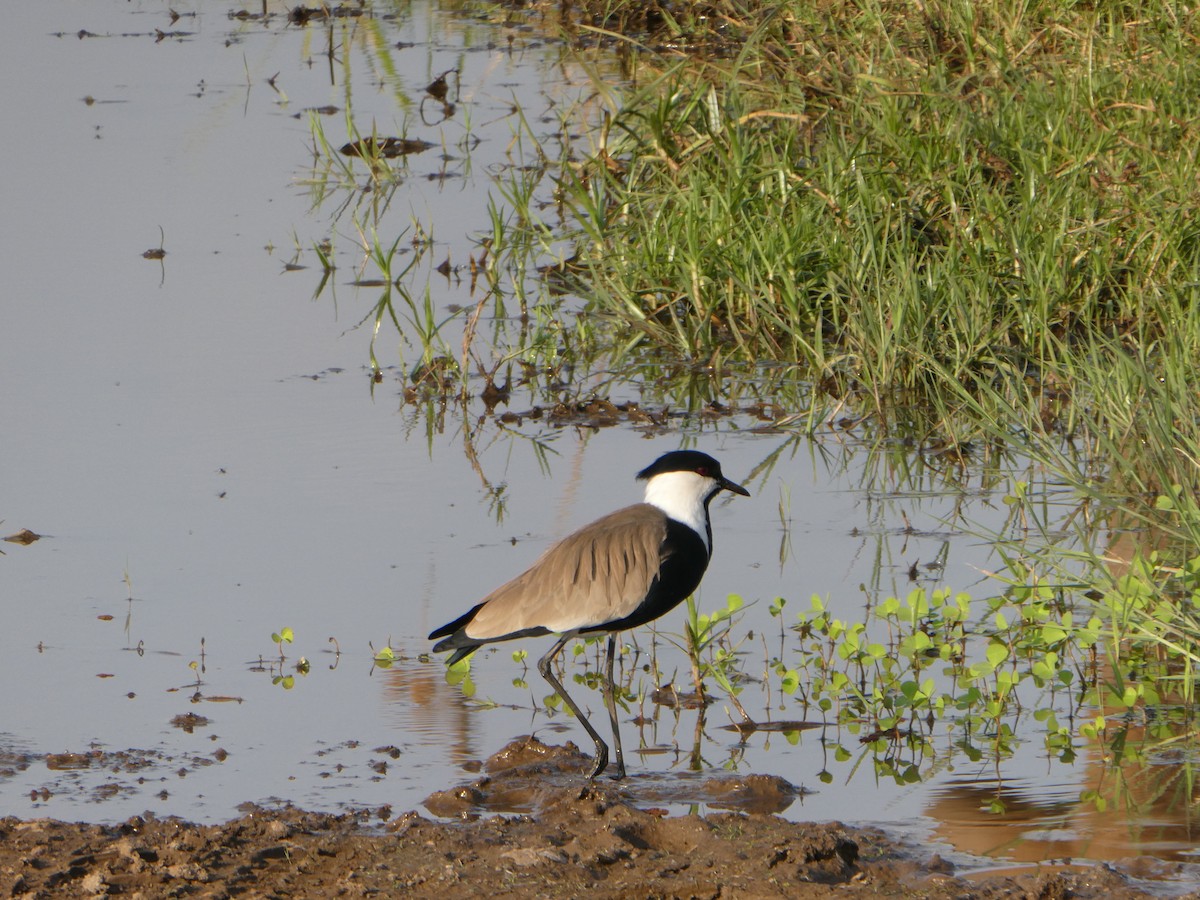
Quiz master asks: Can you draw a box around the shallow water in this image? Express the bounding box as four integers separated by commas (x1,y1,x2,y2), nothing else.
2,0,1198,887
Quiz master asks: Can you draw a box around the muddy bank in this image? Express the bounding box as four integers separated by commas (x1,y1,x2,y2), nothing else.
0,739,1182,898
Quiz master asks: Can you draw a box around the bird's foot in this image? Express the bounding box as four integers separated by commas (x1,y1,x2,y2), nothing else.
586,746,609,780
611,751,626,780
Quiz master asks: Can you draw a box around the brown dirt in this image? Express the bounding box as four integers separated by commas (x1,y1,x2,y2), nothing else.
0,739,1180,899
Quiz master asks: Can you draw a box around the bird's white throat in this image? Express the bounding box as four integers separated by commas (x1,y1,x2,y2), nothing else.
642,470,716,551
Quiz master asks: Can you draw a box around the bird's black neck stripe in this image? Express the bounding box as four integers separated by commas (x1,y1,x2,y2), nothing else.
701,487,722,550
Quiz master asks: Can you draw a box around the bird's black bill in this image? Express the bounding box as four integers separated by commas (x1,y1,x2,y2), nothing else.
721,477,751,497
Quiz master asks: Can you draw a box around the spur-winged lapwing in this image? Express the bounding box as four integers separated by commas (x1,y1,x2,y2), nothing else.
429,450,749,779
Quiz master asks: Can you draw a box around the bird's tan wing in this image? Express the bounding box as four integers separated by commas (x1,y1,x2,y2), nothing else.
463,503,669,640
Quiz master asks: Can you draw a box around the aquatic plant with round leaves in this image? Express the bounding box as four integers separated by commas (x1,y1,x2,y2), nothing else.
271,627,294,660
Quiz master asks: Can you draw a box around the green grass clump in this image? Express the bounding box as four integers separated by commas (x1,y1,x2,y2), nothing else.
522,0,1200,533
560,1,1198,382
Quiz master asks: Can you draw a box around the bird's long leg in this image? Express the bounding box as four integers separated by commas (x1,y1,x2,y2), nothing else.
538,634,609,779
603,633,626,779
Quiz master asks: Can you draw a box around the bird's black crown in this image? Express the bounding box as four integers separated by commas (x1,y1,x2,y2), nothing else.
636,450,725,482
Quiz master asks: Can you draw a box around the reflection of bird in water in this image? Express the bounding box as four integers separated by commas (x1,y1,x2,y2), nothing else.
430,451,749,779
379,660,477,768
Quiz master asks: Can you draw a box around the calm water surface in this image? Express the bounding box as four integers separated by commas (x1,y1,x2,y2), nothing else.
1,1,1197,887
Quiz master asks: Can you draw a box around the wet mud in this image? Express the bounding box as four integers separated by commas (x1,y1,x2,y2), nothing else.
0,738,1183,898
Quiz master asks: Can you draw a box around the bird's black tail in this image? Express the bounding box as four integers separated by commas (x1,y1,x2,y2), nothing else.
428,602,485,641
429,601,553,666
429,603,487,666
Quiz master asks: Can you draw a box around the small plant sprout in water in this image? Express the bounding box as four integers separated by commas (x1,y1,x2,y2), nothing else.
122,563,137,648
777,483,793,565
327,636,341,670
141,225,167,260
682,593,746,699
272,672,296,690
511,648,529,688
768,597,789,658
370,640,397,669
444,654,475,698
271,627,294,660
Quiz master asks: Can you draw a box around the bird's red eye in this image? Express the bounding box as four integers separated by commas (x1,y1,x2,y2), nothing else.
696,466,710,476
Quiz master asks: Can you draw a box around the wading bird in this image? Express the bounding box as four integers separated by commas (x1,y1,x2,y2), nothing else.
429,450,749,778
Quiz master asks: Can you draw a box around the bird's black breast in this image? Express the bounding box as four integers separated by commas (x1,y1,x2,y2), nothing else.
582,519,710,634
